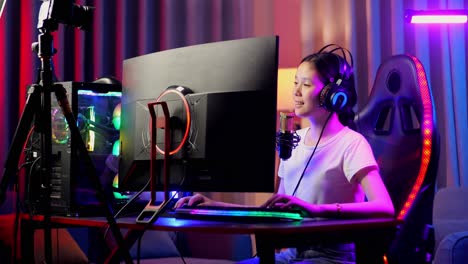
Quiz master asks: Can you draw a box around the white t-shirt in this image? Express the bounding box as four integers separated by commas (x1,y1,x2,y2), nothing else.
278,126,378,205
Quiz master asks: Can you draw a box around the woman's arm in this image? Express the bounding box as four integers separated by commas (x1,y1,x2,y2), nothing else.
174,193,252,208
263,167,395,218
309,168,395,218
176,177,286,209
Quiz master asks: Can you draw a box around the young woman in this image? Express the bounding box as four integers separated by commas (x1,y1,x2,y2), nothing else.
175,45,394,264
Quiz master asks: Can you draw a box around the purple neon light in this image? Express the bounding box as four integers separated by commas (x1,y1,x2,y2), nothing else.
411,15,467,24
406,9,468,24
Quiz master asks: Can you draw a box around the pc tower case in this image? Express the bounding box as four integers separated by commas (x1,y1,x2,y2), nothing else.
25,81,122,216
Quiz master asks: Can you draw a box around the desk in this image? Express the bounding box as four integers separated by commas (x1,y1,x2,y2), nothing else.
21,214,400,263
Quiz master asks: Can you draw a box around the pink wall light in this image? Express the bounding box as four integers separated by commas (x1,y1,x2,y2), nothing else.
405,9,468,24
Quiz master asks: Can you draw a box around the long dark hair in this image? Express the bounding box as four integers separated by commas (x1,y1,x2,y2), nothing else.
300,48,357,128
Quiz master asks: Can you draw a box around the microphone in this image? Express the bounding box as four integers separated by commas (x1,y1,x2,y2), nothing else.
276,112,301,160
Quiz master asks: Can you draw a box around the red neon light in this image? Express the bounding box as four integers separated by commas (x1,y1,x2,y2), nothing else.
397,56,434,220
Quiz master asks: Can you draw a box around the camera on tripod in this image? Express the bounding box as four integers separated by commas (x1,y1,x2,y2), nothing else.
0,2,134,262
38,0,94,31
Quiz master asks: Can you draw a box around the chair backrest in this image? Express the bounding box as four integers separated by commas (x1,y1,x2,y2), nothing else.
355,54,439,262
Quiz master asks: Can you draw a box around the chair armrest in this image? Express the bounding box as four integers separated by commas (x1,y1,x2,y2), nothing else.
433,231,468,264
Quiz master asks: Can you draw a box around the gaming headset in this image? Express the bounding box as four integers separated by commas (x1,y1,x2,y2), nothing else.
316,44,355,113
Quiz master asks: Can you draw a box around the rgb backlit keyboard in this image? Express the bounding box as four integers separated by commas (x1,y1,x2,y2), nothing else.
171,205,303,222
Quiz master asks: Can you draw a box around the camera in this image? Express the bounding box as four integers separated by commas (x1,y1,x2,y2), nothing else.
38,0,94,31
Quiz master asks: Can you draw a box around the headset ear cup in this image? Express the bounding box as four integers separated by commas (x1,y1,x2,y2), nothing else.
331,88,349,112
320,83,350,112
319,84,332,110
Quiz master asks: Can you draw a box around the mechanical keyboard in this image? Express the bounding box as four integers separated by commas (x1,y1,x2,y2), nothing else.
169,205,303,222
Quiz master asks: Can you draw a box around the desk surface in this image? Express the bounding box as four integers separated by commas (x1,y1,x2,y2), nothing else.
23,214,400,235
21,214,400,264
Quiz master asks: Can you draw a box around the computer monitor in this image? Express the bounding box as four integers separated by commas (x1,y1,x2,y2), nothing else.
119,36,278,193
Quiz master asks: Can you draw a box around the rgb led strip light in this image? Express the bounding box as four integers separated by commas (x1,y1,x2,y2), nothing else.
397,56,434,220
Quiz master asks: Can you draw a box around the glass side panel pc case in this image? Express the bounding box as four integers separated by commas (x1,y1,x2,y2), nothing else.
27,81,122,216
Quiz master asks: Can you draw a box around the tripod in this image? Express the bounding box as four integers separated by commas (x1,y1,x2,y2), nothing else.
0,15,133,264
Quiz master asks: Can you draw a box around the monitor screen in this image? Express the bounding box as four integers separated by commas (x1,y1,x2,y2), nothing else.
119,36,278,193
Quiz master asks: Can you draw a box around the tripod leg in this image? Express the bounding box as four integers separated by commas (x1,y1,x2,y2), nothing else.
53,84,133,264
0,85,42,206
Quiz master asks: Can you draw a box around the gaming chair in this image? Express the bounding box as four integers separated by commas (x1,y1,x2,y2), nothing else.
355,54,440,263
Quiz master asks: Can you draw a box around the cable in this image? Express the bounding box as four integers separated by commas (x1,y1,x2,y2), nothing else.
114,179,151,219
26,157,41,216
102,176,151,240
136,190,181,263
137,235,142,264
291,112,333,196
21,126,41,216
103,173,187,263
12,126,37,263
135,171,188,264
186,108,199,152
179,248,187,264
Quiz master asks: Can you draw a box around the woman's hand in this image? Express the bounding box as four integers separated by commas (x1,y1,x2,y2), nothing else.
174,193,215,208
261,194,321,216
261,194,305,209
